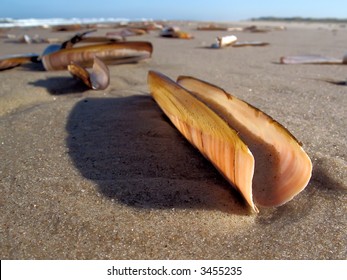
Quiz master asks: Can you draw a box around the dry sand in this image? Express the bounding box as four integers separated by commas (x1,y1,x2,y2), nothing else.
0,21,346,259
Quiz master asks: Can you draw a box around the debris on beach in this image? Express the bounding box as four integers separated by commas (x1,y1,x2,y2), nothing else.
0,33,61,44
0,29,153,71
242,25,270,33
68,56,110,90
0,30,153,92
280,54,347,64
51,24,85,32
197,23,285,32
128,22,164,32
0,33,17,39
160,26,194,39
106,28,147,39
211,35,237,48
148,71,312,213
197,24,243,31
19,34,61,44
210,35,269,49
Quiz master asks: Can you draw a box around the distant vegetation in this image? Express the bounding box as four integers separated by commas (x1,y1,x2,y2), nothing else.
252,16,347,23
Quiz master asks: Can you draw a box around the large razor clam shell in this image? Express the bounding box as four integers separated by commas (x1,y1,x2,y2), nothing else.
42,41,153,70
177,76,312,207
148,71,257,212
280,55,346,64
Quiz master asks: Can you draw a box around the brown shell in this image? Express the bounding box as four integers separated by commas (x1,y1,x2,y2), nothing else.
0,53,38,70
42,41,153,70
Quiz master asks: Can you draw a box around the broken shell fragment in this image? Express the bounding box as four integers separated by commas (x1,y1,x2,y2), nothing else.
0,53,39,70
160,26,194,39
211,35,237,48
177,76,312,209
280,54,347,64
68,56,109,90
148,71,312,212
41,41,153,70
210,36,269,49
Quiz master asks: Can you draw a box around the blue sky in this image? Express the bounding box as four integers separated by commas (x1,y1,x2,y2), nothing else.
1,0,346,21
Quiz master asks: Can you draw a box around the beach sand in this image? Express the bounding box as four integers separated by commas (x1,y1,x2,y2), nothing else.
0,21,346,259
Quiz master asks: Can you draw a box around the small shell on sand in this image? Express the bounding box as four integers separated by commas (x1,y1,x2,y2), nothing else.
68,56,110,90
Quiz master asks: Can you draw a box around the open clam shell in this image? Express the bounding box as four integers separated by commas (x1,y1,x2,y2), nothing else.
41,41,153,70
148,71,312,212
68,56,110,90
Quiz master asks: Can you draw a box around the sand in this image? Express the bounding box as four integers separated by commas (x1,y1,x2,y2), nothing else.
0,21,346,259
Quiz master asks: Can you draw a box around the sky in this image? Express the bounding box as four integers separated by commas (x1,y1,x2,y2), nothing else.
1,0,346,21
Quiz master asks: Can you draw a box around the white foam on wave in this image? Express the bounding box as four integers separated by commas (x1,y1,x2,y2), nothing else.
0,17,152,28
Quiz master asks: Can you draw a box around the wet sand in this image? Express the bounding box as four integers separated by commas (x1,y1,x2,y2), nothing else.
0,21,346,259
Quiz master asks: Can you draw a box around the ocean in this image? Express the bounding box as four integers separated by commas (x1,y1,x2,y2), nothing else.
0,17,151,28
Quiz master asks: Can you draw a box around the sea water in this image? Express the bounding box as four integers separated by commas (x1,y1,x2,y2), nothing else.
0,17,152,28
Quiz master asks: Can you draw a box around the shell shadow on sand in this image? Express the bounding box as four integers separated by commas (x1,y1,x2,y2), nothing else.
65,95,250,215
65,95,346,217
30,76,90,94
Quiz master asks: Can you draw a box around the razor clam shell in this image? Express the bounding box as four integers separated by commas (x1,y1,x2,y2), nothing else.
177,76,312,207
280,54,346,64
41,41,153,71
61,29,123,49
68,56,110,90
148,71,257,212
232,41,269,47
0,53,39,70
